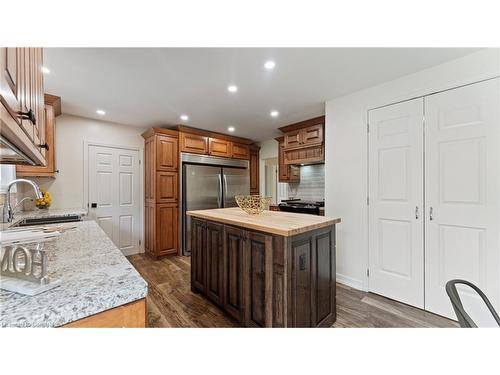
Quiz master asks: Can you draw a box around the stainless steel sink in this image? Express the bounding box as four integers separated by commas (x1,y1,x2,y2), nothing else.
12,215,83,227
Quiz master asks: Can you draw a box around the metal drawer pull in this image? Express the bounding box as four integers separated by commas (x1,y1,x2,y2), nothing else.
17,109,36,125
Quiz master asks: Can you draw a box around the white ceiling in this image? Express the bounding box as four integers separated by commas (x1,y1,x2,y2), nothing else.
44,48,481,141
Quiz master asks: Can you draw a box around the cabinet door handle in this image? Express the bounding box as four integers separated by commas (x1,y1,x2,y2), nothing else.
429,207,434,221
415,206,419,219
18,109,36,125
39,143,49,151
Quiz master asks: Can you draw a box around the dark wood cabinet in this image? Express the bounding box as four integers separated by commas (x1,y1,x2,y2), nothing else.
1,47,46,165
190,216,337,327
289,228,336,327
249,145,260,194
208,137,231,158
276,136,300,183
223,225,247,323
180,132,208,154
191,218,207,292
246,231,272,327
206,221,224,306
191,219,225,307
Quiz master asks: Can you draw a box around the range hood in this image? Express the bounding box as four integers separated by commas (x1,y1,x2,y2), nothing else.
0,135,36,165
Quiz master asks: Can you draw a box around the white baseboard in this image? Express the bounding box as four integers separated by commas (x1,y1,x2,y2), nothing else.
122,248,142,257
336,273,363,290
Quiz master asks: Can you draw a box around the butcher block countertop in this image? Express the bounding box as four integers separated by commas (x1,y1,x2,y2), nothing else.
187,207,341,237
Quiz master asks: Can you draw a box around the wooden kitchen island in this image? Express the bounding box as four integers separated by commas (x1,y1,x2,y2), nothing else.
187,207,341,328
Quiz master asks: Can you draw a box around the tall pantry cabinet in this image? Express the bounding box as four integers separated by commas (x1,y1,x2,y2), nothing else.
142,128,180,259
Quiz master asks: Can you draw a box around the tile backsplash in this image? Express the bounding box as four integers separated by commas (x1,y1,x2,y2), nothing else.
287,164,325,202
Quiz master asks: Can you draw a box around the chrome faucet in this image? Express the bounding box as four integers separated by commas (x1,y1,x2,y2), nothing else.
3,179,43,223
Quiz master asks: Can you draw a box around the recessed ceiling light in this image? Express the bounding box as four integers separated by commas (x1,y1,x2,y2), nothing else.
41,66,50,74
227,85,238,93
180,114,189,121
264,61,275,70
227,126,235,132
270,110,279,118
96,109,106,116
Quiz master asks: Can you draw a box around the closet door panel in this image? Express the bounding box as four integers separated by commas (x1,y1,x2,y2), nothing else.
368,98,424,308
425,78,500,326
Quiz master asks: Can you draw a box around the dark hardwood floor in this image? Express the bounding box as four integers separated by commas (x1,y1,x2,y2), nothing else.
127,254,458,328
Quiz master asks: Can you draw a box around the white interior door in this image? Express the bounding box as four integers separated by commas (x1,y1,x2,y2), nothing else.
425,78,500,326
88,144,140,256
368,98,424,308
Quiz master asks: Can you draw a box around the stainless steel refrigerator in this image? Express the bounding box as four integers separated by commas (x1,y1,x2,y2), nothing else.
181,153,250,256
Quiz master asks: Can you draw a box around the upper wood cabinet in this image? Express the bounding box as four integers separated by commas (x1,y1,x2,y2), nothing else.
177,126,254,160
249,146,260,194
276,136,300,183
16,95,61,177
180,132,208,154
1,47,46,165
283,129,302,149
284,145,324,165
302,123,323,146
279,116,325,165
282,117,324,150
156,135,178,171
208,137,231,158
232,142,250,159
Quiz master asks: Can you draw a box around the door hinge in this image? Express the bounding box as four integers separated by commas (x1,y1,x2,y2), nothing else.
139,159,141,165
367,123,369,133
367,196,369,205
367,268,370,277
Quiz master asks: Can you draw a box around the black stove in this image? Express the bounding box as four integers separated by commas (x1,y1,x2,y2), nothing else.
278,199,324,215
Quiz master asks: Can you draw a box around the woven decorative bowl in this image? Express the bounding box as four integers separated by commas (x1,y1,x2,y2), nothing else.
235,195,272,215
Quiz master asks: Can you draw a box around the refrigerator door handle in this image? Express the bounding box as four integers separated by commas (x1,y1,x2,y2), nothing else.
218,174,223,208
223,174,228,203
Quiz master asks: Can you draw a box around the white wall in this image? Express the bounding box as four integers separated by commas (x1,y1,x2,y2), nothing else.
28,114,145,210
325,48,500,290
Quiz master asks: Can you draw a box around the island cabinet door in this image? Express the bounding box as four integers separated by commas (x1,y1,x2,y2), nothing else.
245,231,273,327
205,222,224,307
289,225,336,328
191,218,207,293
223,226,247,323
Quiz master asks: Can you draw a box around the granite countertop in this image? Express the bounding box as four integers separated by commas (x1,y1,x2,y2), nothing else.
187,207,341,237
0,220,147,327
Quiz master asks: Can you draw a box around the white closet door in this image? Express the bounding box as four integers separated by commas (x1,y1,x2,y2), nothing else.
89,145,141,256
425,78,500,325
368,98,424,308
